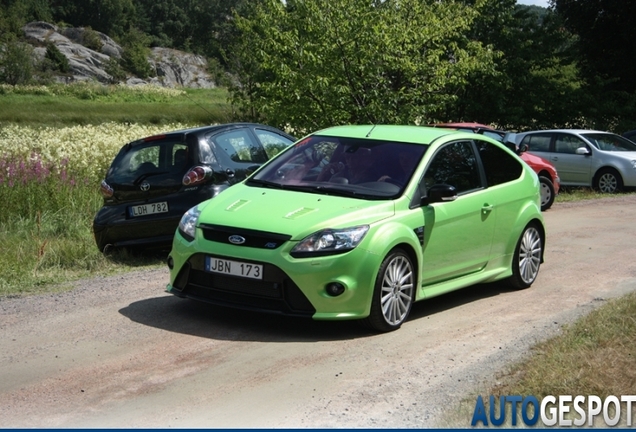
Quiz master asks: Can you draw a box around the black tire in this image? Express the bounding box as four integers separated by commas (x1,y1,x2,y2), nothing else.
594,168,623,193
364,248,415,332
506,223,543,290
539,176,555,211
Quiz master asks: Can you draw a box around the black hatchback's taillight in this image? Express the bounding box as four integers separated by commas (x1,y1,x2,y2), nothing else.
100,180,114,198
182,166,213,186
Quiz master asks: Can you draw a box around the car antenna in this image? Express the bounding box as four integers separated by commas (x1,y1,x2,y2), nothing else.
366,124,377,137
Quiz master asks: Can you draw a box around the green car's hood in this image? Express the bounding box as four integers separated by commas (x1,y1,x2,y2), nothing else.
198,184,395,240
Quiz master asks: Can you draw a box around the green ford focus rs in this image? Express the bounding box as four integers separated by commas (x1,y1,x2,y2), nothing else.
166,125,545,332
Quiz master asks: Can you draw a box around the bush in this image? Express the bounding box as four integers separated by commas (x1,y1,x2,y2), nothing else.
44,42,70,73
105,57,127,83
82,27,103,52
0,40,34,85
120,28,154,80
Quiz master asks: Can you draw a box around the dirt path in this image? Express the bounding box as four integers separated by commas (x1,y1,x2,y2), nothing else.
1,195,635,428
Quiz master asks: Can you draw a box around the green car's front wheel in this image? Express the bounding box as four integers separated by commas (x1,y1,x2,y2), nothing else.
365,248,415,332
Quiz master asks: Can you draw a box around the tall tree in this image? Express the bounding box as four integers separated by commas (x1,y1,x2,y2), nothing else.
228,0,497,132
550,0,636,131
553,0,636,94
0,0,51,39
448,1,585,130
133,0,249,60
49,0,136,38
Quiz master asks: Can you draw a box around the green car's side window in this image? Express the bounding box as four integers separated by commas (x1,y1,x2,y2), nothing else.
423,141,481,194
476,139,523,187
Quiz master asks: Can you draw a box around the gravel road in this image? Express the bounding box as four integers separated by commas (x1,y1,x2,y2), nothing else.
1,195,635,428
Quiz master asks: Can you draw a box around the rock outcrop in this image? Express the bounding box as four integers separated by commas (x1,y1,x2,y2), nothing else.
22,21,215,88
146,47,215,89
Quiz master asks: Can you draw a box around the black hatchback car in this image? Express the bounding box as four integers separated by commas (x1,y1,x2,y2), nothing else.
93,123,296,252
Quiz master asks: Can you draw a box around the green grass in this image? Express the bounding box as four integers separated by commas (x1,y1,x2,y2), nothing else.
555,186,617,203
0,83,233,127
0,83,228,296
0,178,166,297
442,292,636,427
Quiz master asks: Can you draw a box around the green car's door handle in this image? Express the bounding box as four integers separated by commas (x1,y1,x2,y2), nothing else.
482,204,494,214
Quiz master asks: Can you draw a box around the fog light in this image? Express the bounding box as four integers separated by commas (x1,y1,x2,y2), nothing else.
325,282,345,296
167,255,174,269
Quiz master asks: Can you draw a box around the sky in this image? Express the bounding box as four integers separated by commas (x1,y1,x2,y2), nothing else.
517,0,550,7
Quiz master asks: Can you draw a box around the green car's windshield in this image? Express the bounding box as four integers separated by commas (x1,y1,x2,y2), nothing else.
583,133,636,152
248,136,427,199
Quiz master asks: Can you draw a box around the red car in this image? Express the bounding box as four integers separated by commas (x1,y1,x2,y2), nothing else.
431,123,560,211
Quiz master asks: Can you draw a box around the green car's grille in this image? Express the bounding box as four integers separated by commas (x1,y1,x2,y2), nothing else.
199,223,291,249
172,253,315,317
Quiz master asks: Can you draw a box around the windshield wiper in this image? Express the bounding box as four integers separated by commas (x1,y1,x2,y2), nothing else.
246,178,287,189
314,185,363,198
248,179,371,199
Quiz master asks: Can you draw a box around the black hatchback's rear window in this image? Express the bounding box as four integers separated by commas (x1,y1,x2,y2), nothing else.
107,139,191,183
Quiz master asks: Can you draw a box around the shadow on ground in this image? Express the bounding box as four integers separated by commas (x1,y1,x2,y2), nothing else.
119,281,514,343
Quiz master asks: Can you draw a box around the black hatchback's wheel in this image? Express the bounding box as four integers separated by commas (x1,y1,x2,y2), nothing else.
365,248,415,332
594,168,623,193
539,176,555,211
507,224,543,290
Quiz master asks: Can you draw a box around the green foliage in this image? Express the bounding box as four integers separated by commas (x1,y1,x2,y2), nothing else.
551,0,636,131
0,39,34,85
0,0,633,132
82,26,104,52
120,27,154,79
48,0,137,39
554,0,636,94
104,57,127,83
44,42,70,73
0,0,52,39
132,0,249,61
229,0,497,132
443,1,586,130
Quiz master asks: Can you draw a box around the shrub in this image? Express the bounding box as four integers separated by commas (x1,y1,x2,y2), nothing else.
120,28,154,80
44,42,70,73
82,27,103,52
105,57,127,83
0,40,34,85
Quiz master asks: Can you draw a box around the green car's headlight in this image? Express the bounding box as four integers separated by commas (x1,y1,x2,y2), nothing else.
178,205,201,242
290,225,369,258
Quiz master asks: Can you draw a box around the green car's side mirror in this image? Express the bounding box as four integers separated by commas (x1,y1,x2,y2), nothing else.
422,184,458,205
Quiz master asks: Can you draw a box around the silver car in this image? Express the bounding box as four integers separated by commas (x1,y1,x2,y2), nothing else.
514,129,636,193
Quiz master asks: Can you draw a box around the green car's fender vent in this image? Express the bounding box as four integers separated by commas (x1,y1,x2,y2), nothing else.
174,253,315,317
200,223,291,250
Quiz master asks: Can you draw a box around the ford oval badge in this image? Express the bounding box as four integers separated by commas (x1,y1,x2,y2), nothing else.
229,235,246,245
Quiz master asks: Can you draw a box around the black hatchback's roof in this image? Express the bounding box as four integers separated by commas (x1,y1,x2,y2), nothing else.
130,123,291,146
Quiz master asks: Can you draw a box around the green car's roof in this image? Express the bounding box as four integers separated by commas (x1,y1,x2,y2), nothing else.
314,124,462,145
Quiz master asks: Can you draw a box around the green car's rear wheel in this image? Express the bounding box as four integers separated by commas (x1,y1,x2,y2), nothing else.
507,223,543,289
365,248,414,332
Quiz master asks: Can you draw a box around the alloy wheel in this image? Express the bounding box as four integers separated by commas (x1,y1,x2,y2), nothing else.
598,173,618,193
380,255,414,326
518,226,542,285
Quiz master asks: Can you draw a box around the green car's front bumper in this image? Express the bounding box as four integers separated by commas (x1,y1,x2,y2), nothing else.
167,231,384,320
